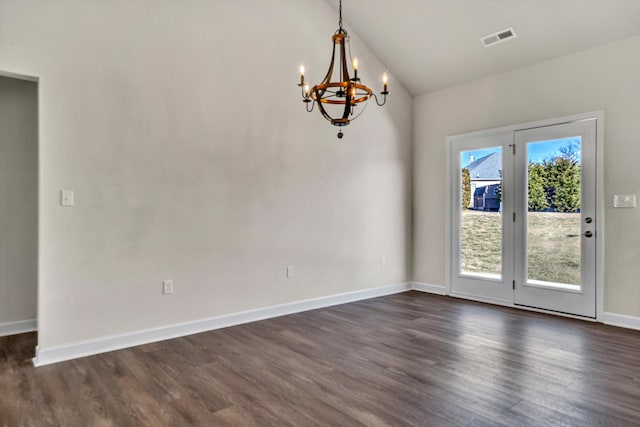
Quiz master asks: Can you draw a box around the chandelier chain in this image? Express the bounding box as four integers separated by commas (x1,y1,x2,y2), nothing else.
338,0,343,30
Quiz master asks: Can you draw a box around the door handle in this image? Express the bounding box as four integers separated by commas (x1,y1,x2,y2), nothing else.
583,231,593,238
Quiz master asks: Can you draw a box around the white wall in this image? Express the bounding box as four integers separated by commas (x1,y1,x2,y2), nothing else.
0,76,38,329
414,35,640,317
0,0,412,351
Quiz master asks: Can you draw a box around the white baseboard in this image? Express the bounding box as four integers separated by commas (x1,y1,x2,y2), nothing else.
602,312,640,331
411,282,448,295
0,319,37,337
33,282,411,367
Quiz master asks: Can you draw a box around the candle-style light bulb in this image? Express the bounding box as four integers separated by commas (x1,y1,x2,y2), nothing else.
299,64,305,86
304,83,310,98
382,72,388,93
352,57,359,81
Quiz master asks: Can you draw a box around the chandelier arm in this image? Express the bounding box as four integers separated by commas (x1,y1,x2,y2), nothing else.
372,93,388,107
305,100,316,113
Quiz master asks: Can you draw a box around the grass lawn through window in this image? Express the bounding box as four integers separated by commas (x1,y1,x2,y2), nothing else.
461,210,581,285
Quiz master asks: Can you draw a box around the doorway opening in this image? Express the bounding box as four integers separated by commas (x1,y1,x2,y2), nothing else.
0,72,39,343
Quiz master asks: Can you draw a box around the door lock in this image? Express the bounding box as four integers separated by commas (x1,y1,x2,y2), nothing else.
585,217,593,224
584,231,593,238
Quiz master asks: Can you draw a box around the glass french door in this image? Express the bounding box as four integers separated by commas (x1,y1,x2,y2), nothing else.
450,117,598,318
513,120,596,318
450,131,514,304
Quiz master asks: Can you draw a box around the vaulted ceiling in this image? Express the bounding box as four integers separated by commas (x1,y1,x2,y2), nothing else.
331,0,640,95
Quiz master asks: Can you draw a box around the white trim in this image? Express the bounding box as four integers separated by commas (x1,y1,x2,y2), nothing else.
444,139,453,295
595,112,605,322
447,111,605,139
602,312,640,331
0,70,42,356
0,319,37,337
411,282,447,295
33,282,411,366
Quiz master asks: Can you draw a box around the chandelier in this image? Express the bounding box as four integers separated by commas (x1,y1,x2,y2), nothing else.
298,0,389,139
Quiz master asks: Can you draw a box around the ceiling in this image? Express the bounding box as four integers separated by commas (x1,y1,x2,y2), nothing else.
330,0,640,95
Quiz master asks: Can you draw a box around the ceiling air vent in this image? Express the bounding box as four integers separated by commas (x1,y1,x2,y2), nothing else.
481,27,517,48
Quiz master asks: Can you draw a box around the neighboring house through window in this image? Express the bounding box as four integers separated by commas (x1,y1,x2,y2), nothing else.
464,152,502,211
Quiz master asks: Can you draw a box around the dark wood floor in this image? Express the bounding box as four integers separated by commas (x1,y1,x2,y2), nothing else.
2,292,640,426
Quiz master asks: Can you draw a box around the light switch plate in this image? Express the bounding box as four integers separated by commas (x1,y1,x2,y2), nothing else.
60,190,74,207
286,266,294,278
613,194,636,208
163,280,174,295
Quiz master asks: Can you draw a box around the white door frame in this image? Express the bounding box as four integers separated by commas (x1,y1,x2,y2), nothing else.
0,69,40,337
445,111,604,321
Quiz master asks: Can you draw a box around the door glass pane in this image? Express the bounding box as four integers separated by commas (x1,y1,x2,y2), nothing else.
460,148,502,279
526,137,581,290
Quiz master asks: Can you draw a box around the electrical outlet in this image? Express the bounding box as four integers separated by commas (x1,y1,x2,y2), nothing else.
60,190,74,207
286,266,294,278
163,280,174,295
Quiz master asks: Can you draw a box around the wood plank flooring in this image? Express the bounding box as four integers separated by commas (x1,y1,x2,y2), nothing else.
2,292,640,426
